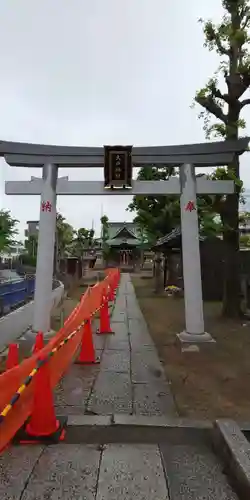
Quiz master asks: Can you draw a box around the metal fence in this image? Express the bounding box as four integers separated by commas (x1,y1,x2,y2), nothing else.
0,277,35,315
0,277,60,316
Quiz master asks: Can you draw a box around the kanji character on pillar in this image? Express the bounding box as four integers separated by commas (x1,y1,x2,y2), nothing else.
41,200,52,212
185,201,196,212
45,201,52,212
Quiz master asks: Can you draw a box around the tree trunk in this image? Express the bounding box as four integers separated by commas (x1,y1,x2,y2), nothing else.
166,252,177,286
222,191,241,316
221,8,242,318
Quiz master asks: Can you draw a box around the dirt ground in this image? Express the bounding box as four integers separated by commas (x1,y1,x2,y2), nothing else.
132,275,250,421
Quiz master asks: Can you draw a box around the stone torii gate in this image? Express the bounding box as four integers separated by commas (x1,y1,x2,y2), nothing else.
3,138,249,344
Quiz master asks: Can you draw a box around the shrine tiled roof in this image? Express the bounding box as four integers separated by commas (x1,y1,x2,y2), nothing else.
105,238,141,247
106,222,139,240
154,226,206,247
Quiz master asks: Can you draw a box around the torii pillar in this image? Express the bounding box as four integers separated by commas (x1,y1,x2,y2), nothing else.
178,163,211,342
33,163,58,333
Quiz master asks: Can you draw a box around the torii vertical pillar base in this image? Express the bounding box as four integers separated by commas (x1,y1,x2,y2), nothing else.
177,330,215,344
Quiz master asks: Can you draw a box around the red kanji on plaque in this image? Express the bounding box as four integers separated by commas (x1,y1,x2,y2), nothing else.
41,200,52,212
185,201,196,212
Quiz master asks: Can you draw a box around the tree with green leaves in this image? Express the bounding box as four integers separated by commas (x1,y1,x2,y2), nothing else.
24,233,38,258
127,166,222,242
54,213,75,274
193,0,250,316
127,165,179,243
100,215,111,262
55,213,75,258
100,215,109,240
70,227,96,258
0,209,18,251
238,210,250,246
240,233,250,246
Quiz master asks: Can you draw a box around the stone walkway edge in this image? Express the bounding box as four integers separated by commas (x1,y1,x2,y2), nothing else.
54,273,177,418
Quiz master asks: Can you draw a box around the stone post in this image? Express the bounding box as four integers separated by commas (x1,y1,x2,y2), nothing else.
177,164,213,343
32,163,58,333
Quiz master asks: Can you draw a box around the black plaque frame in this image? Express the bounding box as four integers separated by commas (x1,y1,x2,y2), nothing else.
104,145,132,188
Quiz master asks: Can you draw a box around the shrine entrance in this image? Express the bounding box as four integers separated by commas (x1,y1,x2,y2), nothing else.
3,138,249,344
120,249,132,266
102,221,142,269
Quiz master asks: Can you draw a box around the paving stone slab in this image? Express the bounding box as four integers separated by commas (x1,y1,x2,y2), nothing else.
113,297,126,310
68,415,112,426
130,336,154,351
110,322,129,341
128,319,154,348
113,414,179,427
213,419,250,499
126,303,144,320
93,333,107,350
0,446,44,500
128,317,150,335
133,383,176,416
126,292,142,305
127,310,144,320
161,443,237,500
22,444,101,500
124,281,135,294
88,371,132,414
55,405,87,416
111,311,127,322
96,444,169,500
54,364,98,406
105,336,130,351
131,350,165,383
100,350,130,373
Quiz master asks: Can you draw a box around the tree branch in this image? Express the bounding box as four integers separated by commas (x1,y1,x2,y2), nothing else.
214,34,230,56
203,21,230,56
242,13,250,30
240,98,250,108
226,72,250,99
211,86,230,103
242,72,250,95
195,95,228,123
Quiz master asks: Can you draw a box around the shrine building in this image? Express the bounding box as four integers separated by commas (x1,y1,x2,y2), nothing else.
103,222,143,267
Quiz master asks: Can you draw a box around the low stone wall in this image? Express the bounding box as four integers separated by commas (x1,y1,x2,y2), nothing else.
0,282,64,351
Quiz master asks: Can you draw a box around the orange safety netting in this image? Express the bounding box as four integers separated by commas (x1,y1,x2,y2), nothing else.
0,268,120,452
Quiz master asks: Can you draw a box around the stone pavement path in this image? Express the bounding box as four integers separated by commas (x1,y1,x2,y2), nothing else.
0,274,238,499
0,443,237,499
54,273,176,417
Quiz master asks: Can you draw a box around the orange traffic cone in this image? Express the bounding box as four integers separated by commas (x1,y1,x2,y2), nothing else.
17,356,67,444
6,343,19,370
109,285,115,302
76,320,100,364
97,295,114,335
32,332,44,354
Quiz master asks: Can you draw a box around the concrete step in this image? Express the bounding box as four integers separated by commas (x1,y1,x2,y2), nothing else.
161,442,237,500
0,441,238,500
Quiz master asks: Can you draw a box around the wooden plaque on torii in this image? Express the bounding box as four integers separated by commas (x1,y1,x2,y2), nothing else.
104,145,132,189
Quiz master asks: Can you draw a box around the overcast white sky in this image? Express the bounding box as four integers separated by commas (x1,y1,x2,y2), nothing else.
0,0,249,239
